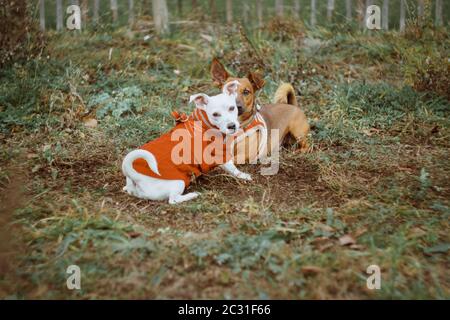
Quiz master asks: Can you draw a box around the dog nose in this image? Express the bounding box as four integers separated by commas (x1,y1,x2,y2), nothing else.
227,123,236,131
237,106,244,115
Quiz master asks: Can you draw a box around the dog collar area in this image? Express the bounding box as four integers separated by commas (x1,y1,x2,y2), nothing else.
241,108,259,129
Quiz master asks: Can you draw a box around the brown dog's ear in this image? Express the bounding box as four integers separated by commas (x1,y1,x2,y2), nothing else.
247,72,266,91
210,58,230,87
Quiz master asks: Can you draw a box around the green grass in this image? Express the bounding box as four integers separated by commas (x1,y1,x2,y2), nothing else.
0,22,449,299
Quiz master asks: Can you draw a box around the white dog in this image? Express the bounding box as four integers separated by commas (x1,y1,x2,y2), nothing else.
122,81,252,204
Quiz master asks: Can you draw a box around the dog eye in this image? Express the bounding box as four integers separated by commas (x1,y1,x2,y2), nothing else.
213,112,221,117
229,106,235,112
243,89,250,96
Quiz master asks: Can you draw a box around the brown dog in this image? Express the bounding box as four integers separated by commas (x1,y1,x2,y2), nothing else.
210,58,310,162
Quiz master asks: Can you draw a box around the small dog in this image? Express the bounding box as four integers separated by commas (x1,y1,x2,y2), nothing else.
211,58,310,162
121,81,252,204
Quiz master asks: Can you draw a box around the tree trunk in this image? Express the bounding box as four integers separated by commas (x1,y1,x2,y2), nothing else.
276,0,283,17
56,0,63,31
81,0,88,29
129,0,135,28
93,0,100,24
327,0,335,22
400,0,405,31
110,0,118,23
356,0,364,27
382,0,389,30
177,0,183,16
346,0,352,21
294,0,300,19
310,0,316,26
435,0,443,26
243,4,249,24
417,0,424,18
209,0,217,21
256,0,263,27
153,0,170,35
364,0,372,28
192,0,198,9
39,0,45,31
226,0,233,24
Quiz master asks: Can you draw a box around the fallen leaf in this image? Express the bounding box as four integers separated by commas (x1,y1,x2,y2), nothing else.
200,34,213,42
275,227,298,234
311,237,330,245
354,227,368,238
397,166,414,173
84,118,98,128
339,234,356,246
316,223,334,233
362,128,380,136
127,231,141,238
349,244,366,250
318,242,334,252
301,266,323,275
408,227,427,239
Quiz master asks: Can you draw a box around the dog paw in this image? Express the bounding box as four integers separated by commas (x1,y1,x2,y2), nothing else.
189,192,200,199
169,192,200,204
237,172,252,181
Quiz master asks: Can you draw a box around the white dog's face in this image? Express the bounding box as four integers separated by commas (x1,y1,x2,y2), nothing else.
190,81,240,135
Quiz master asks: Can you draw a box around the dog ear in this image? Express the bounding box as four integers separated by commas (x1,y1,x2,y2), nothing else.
247,72,266,91
210,58,230,87
223,80,239,96
189,93,209,110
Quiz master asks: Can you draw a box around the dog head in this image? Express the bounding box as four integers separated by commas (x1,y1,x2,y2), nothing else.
189,80,240,135
210,58,265,124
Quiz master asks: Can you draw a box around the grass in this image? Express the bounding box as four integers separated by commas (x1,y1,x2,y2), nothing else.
0,21,449,299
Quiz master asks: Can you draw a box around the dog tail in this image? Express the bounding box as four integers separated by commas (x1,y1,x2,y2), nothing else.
273,83,298,106
122,149,160,182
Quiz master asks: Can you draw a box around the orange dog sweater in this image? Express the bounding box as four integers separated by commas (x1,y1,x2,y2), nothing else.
132,109,234,187
132,109,266,187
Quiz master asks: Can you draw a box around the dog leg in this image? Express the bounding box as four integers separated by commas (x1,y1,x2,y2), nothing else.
169,192,200,204
221,160,252,181
123,177,141,197
123,177,134,193
288,110,310,153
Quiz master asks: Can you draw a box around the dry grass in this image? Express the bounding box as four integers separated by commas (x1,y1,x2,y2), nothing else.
0,23,449,299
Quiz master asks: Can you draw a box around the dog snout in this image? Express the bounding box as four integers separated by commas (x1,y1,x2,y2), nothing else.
227,123,236,131
237,104,244,115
